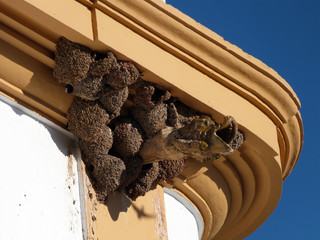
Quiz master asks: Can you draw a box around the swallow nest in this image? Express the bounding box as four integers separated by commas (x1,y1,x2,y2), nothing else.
53,37,244,202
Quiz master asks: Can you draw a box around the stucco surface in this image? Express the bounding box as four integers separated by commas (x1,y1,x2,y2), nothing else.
0,98,84,240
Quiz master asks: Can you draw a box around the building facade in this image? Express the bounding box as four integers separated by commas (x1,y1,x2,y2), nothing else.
0,1,303,239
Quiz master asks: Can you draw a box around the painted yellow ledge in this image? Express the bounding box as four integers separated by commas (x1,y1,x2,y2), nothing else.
0,0,303,239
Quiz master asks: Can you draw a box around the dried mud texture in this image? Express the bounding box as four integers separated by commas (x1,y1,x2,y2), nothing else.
230,131,245,151
134,83,171,109
90,52,118,76
132,103,168,137
53,38,119,100
67,97,109,141
68,56,118,100
157,159,185,182
86,154,126,201
53,37,245,202
69,75,104,100
121,156,143,188
79,125,113,160
167,100,200,127
99,86,129,117
113,122,143,160
167,103,180,127
53,37,93,84
125,162,159,201
131,82,170,137
104,61,139,90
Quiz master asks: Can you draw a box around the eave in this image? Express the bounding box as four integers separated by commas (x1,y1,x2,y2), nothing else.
0,1,303,239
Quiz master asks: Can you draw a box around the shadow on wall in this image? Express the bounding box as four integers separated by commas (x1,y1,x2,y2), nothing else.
105,191,155,221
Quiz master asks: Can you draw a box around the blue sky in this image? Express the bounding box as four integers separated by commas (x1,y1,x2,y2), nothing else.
166,0,320,239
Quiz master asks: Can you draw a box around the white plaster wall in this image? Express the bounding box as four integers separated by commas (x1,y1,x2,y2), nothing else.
164,189,203,240
0,98,85,240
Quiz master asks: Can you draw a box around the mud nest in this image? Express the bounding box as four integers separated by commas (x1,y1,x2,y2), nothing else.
67,97,109,141
113,122,144,160
84,154,126,201
125,162,160,201
79,125,113,160
53,37,244,202
157,159,185,182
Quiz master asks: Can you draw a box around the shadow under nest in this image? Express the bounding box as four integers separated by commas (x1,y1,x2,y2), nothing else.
53,37,244,203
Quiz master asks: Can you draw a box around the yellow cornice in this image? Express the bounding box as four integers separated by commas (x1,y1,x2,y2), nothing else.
0,1,303,239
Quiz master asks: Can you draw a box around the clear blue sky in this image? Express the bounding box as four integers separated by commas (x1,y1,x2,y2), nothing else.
166,0,320,239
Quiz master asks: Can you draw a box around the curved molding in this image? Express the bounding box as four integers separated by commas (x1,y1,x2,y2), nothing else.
165,138,283,239
0,1,303,239
164,187,204,239
98,0,300,117
0,0,302,177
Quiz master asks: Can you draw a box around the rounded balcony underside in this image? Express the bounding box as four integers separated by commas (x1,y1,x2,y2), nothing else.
163,137,283,239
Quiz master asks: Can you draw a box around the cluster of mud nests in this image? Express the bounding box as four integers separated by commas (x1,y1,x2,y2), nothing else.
53,37,244,202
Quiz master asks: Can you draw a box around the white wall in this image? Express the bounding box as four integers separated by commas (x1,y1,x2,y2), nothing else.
0,97,85,240
0,94,204,240
164,188,203,240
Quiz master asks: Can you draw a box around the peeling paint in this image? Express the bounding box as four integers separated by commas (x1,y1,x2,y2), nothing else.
152,190,168,240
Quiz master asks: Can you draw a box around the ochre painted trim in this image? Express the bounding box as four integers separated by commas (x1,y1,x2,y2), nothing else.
0,77,68,127
145,0,300,108
97,0,300,116
0,1,303,239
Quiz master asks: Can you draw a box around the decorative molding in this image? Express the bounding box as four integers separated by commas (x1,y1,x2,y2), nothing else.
0,1,303,239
